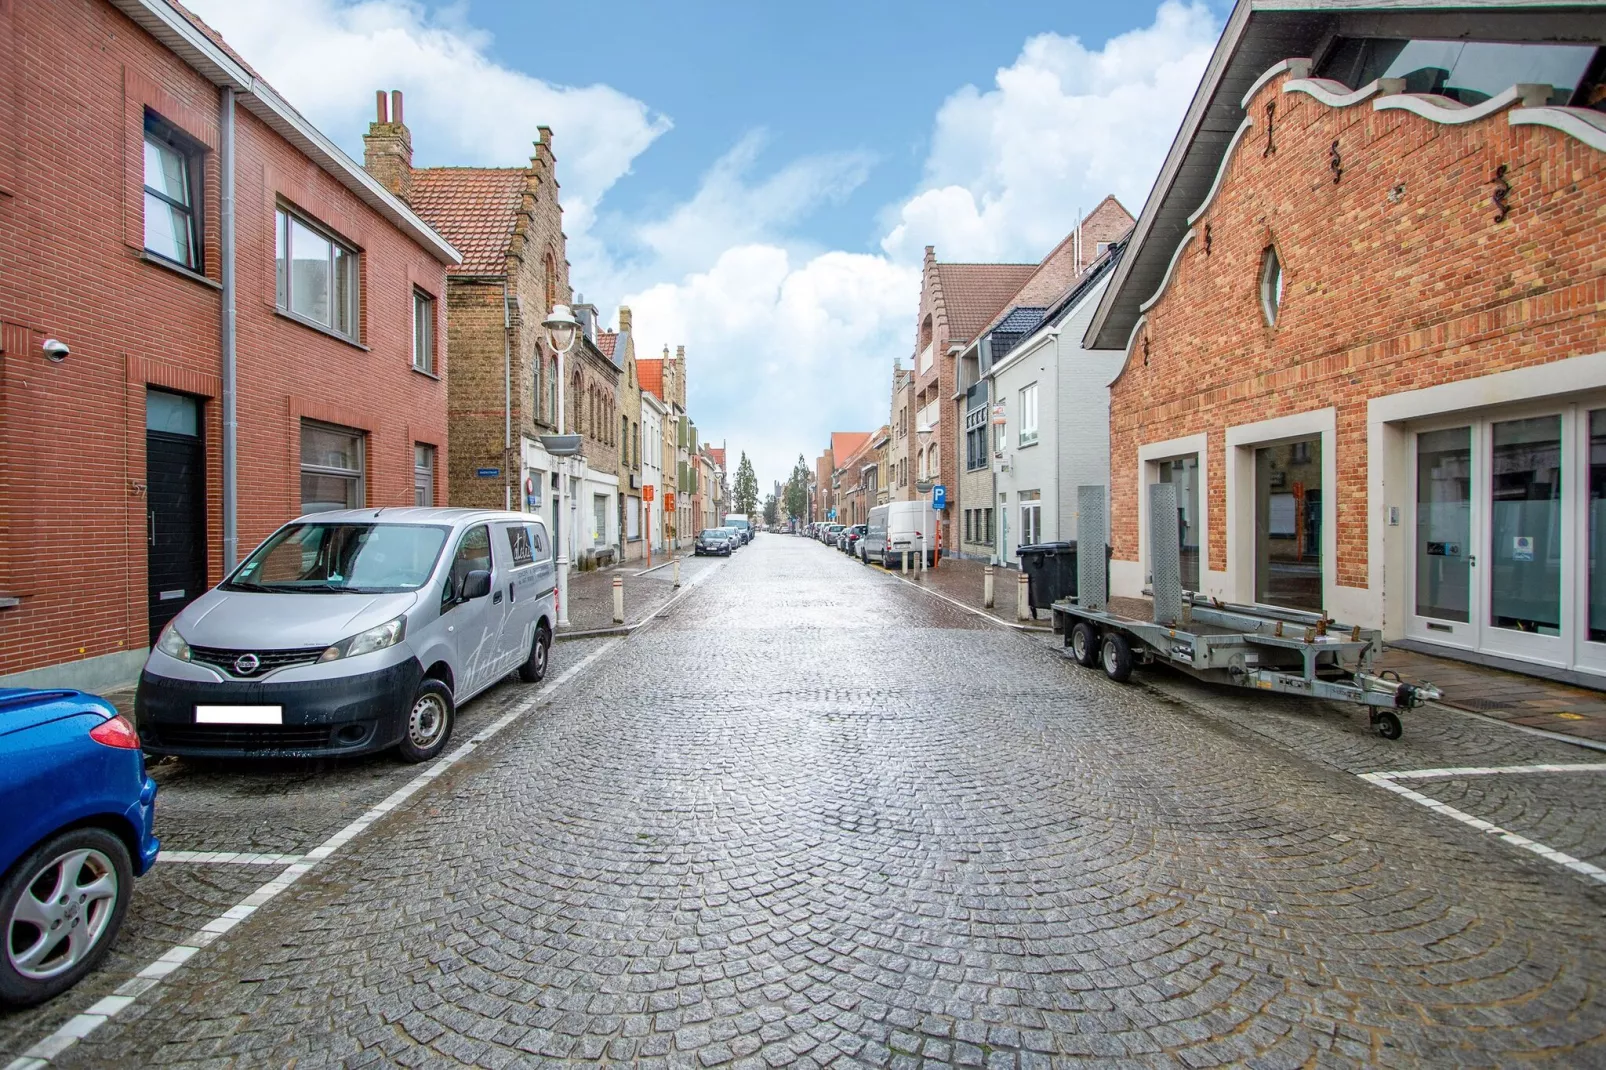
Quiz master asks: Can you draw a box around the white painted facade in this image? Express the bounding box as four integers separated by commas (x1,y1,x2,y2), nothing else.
641,392,666,553
987,275,1123,564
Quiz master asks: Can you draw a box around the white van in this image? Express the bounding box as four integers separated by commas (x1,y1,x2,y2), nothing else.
722,513,752,544
135,508,557,763
861,501,936,567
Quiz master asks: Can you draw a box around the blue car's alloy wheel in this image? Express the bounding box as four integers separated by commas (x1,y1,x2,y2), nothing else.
1,827,132,1007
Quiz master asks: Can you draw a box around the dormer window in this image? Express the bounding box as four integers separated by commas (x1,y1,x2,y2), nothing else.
1260,247,1283,327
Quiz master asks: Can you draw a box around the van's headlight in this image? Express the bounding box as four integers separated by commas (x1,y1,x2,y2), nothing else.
155,623,191,662
318,616,406,663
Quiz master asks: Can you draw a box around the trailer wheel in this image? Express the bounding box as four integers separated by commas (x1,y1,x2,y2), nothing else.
1101,632,1134,683
1070,622,1100,667
1374,711,1403,740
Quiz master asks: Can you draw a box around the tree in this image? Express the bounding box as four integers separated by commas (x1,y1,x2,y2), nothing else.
762,493,779,527
733,452,760,518
784,454,810,521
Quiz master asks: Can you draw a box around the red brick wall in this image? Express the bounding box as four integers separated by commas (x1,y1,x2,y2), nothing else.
0,0,450,678
913,253,957,550
1110,69,1606,585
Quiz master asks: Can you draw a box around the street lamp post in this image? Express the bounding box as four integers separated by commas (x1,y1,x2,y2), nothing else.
916,426,932,573
541,303,581,628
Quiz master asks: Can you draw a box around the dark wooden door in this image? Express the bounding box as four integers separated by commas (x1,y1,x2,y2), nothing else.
146,393,206,644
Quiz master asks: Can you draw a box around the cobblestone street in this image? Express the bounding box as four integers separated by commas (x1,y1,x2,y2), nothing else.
7,536,1606,1068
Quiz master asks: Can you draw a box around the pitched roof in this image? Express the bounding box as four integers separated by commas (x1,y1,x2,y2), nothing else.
637,358,664,401
708,447,726,468
596,330,618,359
934,263,1038,343
830,432,872,465
408,168,525,275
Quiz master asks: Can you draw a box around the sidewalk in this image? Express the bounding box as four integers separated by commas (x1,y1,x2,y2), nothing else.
557,554,690,636
878,553,1054,630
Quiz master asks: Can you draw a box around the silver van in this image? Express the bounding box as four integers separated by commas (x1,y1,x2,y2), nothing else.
136,508,557,762
861,502,935,567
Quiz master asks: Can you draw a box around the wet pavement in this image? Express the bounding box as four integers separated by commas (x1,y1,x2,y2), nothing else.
5,535,1606,1067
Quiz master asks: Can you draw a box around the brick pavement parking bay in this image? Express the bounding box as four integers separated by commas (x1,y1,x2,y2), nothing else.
14,537,1606,1067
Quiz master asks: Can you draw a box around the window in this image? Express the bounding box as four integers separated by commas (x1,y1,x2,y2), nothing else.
533,357,544,423
412,290,434,373
964,509,973,542
531,523,550,560
443,525,491,608
1095,241,1112,257
628,497,641,540
414,444,435,507
276,206,359,341
592,494,608,546
300,421,364,513
622,416,630,465
1260,247,1283,327
1317,37,1598,108
143,114,202,271
983,508,994,544
235,523,449,594
634,423,641,469
965,405,988,471
1019,491,1042,549
1018,384,1038,446
506,523,535,567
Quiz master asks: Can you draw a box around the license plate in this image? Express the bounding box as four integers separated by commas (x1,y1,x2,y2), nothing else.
195,705,283,725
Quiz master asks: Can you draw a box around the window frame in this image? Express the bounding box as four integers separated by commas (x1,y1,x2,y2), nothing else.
1018,384,1038,447
1260,246,1284,327
299,419,366,514
276,204,361,342
142,111,204,273
414,443,436,507
412,289,436,374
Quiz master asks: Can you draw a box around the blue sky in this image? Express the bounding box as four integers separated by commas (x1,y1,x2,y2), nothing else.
189,0,1230,486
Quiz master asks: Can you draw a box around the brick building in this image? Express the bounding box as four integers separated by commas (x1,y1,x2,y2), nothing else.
1087,0,1606,683
886,362,914,503
911,250,1036,557
613,308,644,561
0,1,457,689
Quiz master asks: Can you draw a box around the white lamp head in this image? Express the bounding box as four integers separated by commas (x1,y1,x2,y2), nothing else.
542,304,580,354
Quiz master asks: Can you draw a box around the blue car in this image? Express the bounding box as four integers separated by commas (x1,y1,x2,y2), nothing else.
0,688,158,1006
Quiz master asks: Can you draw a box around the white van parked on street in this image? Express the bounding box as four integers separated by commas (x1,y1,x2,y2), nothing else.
861,501,936,568
136,508,557,763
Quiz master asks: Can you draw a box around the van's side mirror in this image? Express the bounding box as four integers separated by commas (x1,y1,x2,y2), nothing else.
460,570,492,601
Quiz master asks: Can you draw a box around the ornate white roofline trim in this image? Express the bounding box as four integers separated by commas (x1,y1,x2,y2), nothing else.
1510,106,1606,153
1186,118,1254,227
1124,315,1148,361
1375,84,1551,125
1283,76,1402,109
1240,58,1311,110
1138,230,1194,315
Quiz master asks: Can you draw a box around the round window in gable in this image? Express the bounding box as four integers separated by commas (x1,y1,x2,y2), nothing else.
1259,246,1284,326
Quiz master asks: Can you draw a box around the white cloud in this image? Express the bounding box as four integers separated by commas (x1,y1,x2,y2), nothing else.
626,248,918,484
880,1,1218,262
183,0,669,234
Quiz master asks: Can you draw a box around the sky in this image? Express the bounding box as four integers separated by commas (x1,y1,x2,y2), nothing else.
186,0,1231,489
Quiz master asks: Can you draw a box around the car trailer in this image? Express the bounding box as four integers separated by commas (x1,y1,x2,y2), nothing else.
1052,484,1441,740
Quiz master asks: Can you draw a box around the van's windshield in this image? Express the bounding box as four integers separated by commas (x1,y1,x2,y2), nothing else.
226,523,451,594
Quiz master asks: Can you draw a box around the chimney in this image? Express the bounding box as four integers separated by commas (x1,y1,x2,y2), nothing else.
363,89,413,202
617,306,632,333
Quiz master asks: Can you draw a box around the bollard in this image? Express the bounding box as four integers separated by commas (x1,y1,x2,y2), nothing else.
1017,570,1030,621
673,557,681,588
612,574,624,624
983,565,995,608
901,550,910,573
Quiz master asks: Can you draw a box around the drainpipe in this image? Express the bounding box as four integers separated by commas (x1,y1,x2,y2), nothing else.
503,282,512,511
219,87,238,570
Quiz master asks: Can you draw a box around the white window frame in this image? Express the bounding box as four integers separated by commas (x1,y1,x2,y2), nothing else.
1018,383,1038,446
300,420,366,513
414,443,435,507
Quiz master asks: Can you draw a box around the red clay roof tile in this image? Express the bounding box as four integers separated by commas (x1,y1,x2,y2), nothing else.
408,168,525,276
934,263,1038,343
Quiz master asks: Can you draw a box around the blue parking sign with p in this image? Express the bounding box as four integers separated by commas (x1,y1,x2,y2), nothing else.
932,484,946,509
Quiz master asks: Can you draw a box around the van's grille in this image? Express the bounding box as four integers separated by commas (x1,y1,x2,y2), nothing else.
188,645,327,678
147,724,334,751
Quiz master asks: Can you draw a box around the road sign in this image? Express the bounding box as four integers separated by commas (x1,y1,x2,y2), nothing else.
665,491,676,511
932,484,947,510
643,484,655,503
475,467,500,478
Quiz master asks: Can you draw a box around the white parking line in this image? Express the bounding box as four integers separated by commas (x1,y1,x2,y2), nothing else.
157,851,309,865
1367,762,1606,782
5,639,621,1070
1357,766,1606,887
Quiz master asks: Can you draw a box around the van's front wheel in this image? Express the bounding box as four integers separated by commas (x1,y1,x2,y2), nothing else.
397,679,454,763
518,623,552,683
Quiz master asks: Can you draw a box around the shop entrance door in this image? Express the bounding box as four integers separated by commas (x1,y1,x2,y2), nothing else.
1481,413,1567,667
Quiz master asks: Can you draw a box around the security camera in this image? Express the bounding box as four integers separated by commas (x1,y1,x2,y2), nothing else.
41,339,68,362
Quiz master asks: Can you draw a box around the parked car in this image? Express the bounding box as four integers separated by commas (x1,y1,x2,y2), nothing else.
720,525,746,548
862,502,936,567
723,514,752,544
842,525,866,554
821,523,845,545
695,528,734,556
1,688,159,1007
137,508,557,764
